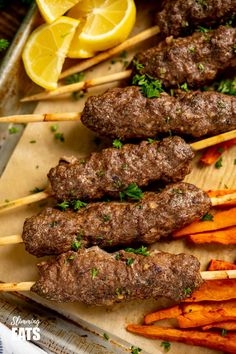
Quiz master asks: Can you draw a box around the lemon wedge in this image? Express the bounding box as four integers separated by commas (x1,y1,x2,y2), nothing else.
22,17,79,90
67,0,136,57
36,0,81,23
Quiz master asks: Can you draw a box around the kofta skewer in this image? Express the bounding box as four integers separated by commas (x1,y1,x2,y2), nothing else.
1,131,236,214
1,88,236,139
19,25,236,102
1,182,236,257
0,247,236,305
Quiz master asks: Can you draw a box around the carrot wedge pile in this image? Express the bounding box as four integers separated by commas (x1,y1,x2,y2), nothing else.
127,325,236,353
128,261,236,352
200,138,236,165
207,259,236,271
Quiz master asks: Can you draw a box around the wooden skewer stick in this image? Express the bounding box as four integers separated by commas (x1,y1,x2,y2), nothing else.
59,25,160,79
0,112,81,123
21,70,132,103
1,190,236,243
0,191,50,214
0,270,236,292
0,130,235,214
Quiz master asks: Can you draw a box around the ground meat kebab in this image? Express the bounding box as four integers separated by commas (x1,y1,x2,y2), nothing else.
156,0,236,37
81,86,236,139
23,182,211,257
31,247,202,305
134,26,236,88
48,136,194,201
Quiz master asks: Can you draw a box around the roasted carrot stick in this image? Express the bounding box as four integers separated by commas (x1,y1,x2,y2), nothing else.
182,280,236,302
207,259,236,271
177,300,236,328
144,305,181,325
126,324,236,353
202,321,236,331
201,138,236,165
173,207,236,237
188,227,236,245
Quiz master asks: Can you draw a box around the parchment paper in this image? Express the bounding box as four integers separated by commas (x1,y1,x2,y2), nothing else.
0,1,235,353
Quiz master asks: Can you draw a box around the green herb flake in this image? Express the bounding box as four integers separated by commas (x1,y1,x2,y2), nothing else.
215,157,223,169
50,124,58,132
201,213,214,221
103,214,111,222
132,59,144,71
8,126,19,134
131,346,142,354
91,268,99,279
221,328,228,337
103,333,110,341
55,132,65,142
57,201,70,211
30,187,44,194
72,90,85,100
180,82,189,92
147,138,155,144
160,341,171,352
197,25,211,33
132,73,164,98
217,78,236,96
119,50,128,58
120,183,144,201
30,140,36,144
125,246,149,256
126,258,134,266
115,253,121,260
184,287,192,296
172,188,184,195
72,199,87,211
71,240,81,251
196,0,208,7
0,38,9,51
67,254,75,261
113,139,123,149
197,63,205,72
64,72,85,85
189,47,196,53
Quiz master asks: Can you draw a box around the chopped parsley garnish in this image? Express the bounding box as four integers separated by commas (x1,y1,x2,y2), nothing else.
132,73,164,98
71,240,82,251
120,183,144,201
115,253,121,260
113,139,123,149
55,132,65,142
119,50,128,58
64,72,85,85
189,47,196,53
67,254,75,261
160,341,171,352
72,90,85,100
103,333,110,341
221,329,227,337
133,59,144,71
30,140,36,144
125,246,149,256
197,63,205,72
172,188,184,195
196,0,208,7
180,82,189,92
30,187,44,194
57,201,70,211
8,126,19,134
184,287,192,296
215,157,223,169
103,214,111,222
131,347,142,354
72,199,87,211
126,258,134,266
91,267,99,279
0,38,9,51
197,25,211,33
217,78,236,96
147,138,155,144
201,213,214,221
50,124,58,132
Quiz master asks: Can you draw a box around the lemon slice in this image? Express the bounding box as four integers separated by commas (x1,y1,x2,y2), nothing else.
22,17,79,90
36,0,81,23
67,0,136,57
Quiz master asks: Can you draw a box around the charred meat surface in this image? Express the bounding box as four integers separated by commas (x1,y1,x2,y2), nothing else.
48,137,194,201
82,86,236,139
134,26,236,88
22,182,211,257
156,0,236,37
31,247,203,305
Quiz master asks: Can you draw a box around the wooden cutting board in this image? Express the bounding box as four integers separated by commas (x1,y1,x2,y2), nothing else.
0,1,235,353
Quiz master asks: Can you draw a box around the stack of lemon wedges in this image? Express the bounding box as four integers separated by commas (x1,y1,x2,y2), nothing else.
22,0,136,89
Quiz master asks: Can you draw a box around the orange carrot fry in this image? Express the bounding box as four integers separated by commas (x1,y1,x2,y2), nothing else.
201,138,236,165
202,321,236,331
207,190,236,198
188,227,236,245
177,300,236,328
182,280,236,302
207,259,236,271
144,305,181,324
126,324,236,353
172,207,236,237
